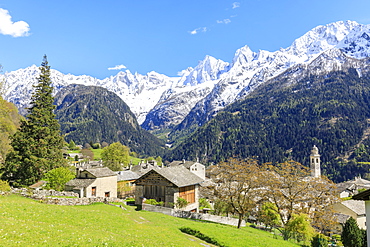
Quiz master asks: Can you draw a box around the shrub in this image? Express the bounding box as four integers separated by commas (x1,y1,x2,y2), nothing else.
0,179,10,192
175,197,188,209
144,199,159,205
179,227,226,247
311,234,329,247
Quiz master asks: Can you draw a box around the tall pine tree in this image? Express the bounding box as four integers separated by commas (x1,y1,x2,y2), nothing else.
1,55,66,186
341,217,363,247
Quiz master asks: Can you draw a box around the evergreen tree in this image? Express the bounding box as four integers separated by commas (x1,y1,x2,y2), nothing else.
1,55,66,186
341,217,363,247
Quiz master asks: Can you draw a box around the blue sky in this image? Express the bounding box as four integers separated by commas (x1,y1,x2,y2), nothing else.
1,0,370,79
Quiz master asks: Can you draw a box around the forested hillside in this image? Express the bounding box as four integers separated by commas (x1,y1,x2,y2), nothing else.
54,84,165,156
166,57,370,183
0,98,21,162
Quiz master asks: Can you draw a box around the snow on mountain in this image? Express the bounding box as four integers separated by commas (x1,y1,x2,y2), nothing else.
174,20,370,132
3,20,370,133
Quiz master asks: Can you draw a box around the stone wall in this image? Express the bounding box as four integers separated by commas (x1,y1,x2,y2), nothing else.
11,188,123,206
142,203,245,227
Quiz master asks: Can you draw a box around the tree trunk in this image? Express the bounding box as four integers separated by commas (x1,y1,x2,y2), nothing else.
237,214,243,228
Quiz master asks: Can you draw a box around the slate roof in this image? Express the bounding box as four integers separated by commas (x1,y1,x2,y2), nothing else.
334,213,350,224
116,170,140,181
169,160,202,169
352,189,370,201
341,200,366,216
29,180,47,189
137,165,204,187
131,163,155,176
65,179,96,189
86,167,116,178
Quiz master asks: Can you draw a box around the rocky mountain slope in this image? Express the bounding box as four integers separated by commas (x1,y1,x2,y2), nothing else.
3,20,370,136
166,51,370,182
54,84,164,156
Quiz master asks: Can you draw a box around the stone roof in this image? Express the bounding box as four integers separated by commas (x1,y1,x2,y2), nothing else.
65,179,96,189
116,170,140,181
86,167,116,178
29,180,48,189
131,163,155,176
138,165,204,187
168,160,203,169
352,189,370,201
334,213,350,224
341,200,366,216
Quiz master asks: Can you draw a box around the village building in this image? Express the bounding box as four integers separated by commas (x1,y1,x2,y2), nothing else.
116,170,140,199
169,160,206,180
134,165,204,212
336,176,370,198
353,189,370,247
332,199,366,230
65,167,117,198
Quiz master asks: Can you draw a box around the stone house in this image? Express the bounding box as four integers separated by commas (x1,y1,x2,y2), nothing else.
116,170,140,199
65,167,117,198
353,189,370,247
169,160,206,180
332,199,366,230
336,177,370,198
134,165,204,212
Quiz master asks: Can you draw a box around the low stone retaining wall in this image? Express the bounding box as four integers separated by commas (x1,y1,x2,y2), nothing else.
11,188,123,206
142,203,245,227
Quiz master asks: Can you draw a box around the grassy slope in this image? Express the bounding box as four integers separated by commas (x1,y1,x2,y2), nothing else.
0,195,300,247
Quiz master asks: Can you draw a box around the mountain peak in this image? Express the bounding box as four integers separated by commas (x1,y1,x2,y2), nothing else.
286,20,360,59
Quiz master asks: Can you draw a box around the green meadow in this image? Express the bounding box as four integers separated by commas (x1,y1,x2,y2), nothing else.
0,195,300,247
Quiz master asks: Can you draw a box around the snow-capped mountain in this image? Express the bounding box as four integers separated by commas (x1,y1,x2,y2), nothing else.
174,20,370,132
3,20,370,134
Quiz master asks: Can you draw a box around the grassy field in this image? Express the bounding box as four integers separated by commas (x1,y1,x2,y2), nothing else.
0,195,301,247
68,149,142,165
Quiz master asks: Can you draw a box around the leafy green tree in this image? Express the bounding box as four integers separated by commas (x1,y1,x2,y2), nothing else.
155,156,162,166
285,213,315,243
68,140,77,150
1,56,66,186
101,142,129,171
43,167,75,191
341,217,363,247
199,198,211,210
258,202,281,231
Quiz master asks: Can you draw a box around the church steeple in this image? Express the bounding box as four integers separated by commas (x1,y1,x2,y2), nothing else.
310,145,321,178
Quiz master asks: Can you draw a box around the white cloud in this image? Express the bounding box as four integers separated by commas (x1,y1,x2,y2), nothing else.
189,27,207,35
108,64,127,70
217,19,231,24
0,8,30,37
232,2,240,9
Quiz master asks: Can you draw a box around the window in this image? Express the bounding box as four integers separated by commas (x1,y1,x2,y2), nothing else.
105,192,110,197
91,187,96,197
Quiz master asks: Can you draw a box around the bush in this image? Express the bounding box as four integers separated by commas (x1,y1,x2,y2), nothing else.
0,179,10,192
144,199,159,205
311,234,329,247
175,197,188,209
179,227,226,247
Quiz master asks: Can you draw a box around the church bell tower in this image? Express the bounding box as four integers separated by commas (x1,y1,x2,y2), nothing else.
310,145,321,178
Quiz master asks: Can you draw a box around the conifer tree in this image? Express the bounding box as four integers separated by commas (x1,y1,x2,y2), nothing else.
341,217,363,247
1,55,66,186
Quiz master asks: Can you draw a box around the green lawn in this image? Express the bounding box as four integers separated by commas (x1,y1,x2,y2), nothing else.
0,195,301,246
